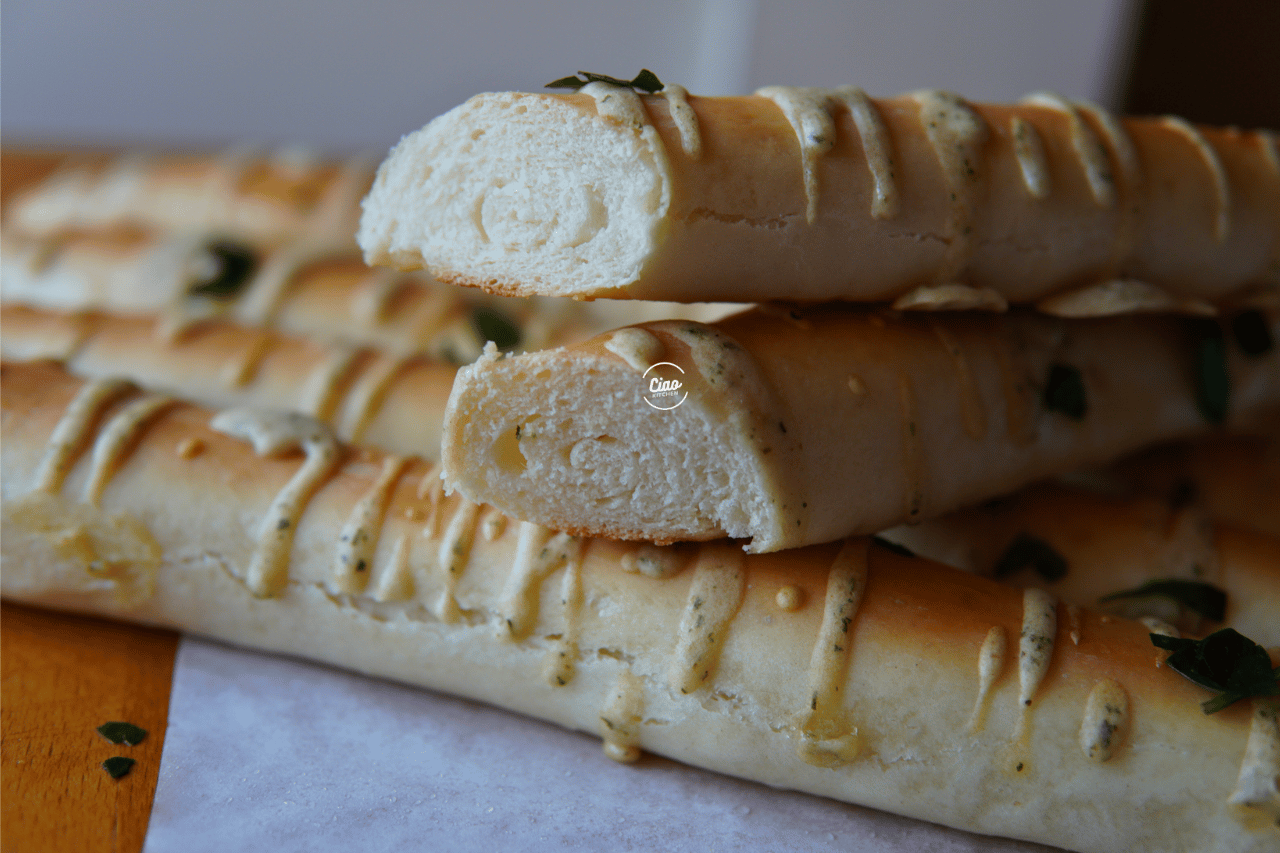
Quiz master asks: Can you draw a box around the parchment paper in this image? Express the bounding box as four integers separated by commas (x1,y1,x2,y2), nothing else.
145,636,1060,852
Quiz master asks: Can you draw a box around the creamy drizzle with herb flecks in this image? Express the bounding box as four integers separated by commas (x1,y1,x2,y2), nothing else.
1079,679,1129,762
1009,117,1050,199
82,395,174,506
798,539,868,768
913,90,989,285
544,545,584,687
331,455,410,595
1022,93,1116,208
370,532,414,602
1018,588,1058,709
300,345,360,420
966,625,1007,734
434,497,480,622
209,409,340,598
600,671,645,763
604,327,666,372
1162,115,1231,243
33,378,135,494
1228,700,1280,826
337,355,411,447
621,543,687,579
667,542,746,694
833,86,899,219
500,523,580,641
755,86,837,224
659,84,702,159
1077,101,1141,267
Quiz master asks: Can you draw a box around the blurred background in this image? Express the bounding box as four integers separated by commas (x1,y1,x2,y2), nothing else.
2,0,1275,155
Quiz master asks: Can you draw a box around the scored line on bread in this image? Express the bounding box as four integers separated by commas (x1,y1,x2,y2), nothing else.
3,360,1277,852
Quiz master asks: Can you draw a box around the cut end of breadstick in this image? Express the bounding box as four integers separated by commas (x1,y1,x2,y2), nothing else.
358,91,669,298
440,326,804,550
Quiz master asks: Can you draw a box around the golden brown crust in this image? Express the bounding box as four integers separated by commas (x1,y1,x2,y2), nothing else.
2,361,1277,853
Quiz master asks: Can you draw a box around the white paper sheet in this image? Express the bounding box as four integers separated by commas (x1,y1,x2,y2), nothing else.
146,637,1059,852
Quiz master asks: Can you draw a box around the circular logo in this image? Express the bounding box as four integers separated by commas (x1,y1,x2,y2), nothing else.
642,362,688,410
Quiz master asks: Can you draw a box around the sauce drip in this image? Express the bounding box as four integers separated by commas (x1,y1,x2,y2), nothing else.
620,543,687,578
1077,102,1141,268
604,327,665,372
337,355,411,447
82,395,174,506
370,532,414,603
220,328,273,388
1018,588,1058,709
928,319,987,440
33,379,134,494
209,409,340,598
500,524,580,641
798,539,868,768
353,268,403,325
299,345,360,420
1009,117,1050,199
1079,679,1129,762
667,542,746,694
659,84,702,159
480,507,507,541
600,671,645,763
434,497,480,622
331,455,410,595
233,242,325,327
915,90,989,287
543,544,584,687
1162,115,1231,243
1228,701,1280,827
892,283,1008,312
834,86,899,219
1023,93,1116,208
755,86,838,224
966,625,1007,734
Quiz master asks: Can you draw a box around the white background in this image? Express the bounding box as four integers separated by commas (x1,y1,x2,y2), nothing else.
2,0,1135,154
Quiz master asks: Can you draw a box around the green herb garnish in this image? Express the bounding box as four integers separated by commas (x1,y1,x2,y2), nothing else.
1230,309,1273,357
1043,363,1087,419
871,536,915,558
96,721,148,746
102,756,136,779
471,307,521,350
188,239,258,299
1100,579,1227,622
1192,320,1230,424
992,533,1068,582
1151,628,1279,713
546,69,664,93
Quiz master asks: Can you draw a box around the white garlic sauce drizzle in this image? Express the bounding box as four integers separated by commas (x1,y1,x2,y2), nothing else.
336,355,411,447
434,497,480,622
1009,117,1051,199
600,671,645,763
667,543,746,695
833,86,899,219
209,409,340,598
620,543,687,579
220,328,273,389
1079,679,1129,763
353,267,404,326
298,344,360,420
966,626,1008,734
500,523,581,641
893,283,1008,313
1023,93,1116,208
1018,588,1058,709
755,86,837,224
480,507,507,541
331,455,410,595
659,84,702,159
798,539,869,768
544,546,584,687
1228,701,1280,823
82,395,174,506
1162,115,1231,243
604,327,666,372
232,242,326,328
913,90,989,285
33,379,135,494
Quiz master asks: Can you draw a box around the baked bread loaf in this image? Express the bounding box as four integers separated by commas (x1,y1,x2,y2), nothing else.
5,148,374,246
3,360,1277,853
441,304,1280,552
878,481,1280,645
358,86,1280,310
0,226,737,362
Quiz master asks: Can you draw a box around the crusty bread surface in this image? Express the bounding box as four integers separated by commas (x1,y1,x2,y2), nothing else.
441,305,1280,551
359,89,1280,309
2,361,1277,853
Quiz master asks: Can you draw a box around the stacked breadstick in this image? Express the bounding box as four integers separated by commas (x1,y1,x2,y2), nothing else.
2,76,1278,853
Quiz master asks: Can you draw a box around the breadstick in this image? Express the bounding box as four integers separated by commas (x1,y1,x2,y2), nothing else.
358,86,1280,309
441,304,1280,552
2,360,1276,853
878,481,1280,645
0,226,738,360
5,148,374,246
